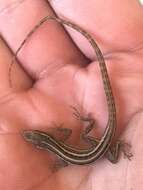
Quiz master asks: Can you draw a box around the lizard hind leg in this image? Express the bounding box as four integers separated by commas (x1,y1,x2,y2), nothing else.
106,140,133,164
71,106,98,147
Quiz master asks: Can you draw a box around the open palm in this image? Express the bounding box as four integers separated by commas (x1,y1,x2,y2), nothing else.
0,1,143,190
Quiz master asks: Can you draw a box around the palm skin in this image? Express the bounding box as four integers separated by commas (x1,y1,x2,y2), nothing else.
0,0,143,189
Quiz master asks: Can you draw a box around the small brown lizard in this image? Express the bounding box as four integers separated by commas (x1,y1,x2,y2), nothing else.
9,16,132,164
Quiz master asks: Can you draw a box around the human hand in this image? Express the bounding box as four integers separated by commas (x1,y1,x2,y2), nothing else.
0,0,143,189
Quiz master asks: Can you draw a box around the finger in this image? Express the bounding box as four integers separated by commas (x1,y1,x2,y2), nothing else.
50,0,143,59
0,36,32,94
0,0,89,83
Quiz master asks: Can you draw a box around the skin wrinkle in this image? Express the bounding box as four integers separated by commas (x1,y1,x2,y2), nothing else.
36,57,83,82
37,61,66,81
0,91,16,105
76,167,91,190
25,89,55,127
103,44,143,59
70,65,86,111
27,174,50,190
